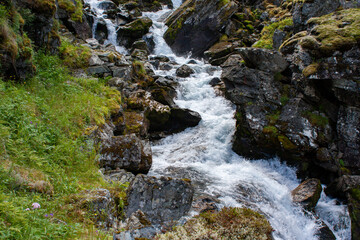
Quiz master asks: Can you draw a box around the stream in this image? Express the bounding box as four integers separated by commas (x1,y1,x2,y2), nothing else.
85,0,352,239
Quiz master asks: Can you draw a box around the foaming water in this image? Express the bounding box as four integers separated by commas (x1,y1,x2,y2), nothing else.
144,5,351,240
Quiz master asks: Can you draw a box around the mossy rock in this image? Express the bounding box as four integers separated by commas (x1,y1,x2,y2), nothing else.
298,9,360,55
278,135,297,150
155,207,273,240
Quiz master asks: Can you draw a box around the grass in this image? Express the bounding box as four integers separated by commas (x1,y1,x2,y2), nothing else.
0,51,123,239
59,38,91,69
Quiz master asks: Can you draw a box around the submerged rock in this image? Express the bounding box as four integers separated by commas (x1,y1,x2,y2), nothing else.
125,175,194,224
291,178,322,210
175,64,195,78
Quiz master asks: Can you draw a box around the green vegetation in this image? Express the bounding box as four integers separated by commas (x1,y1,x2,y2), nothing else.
307,8,360,55
59,38,91,69
253,18,293,49
303,111,329,128
0,51,123,239
155,207,273,240
58,0,84,22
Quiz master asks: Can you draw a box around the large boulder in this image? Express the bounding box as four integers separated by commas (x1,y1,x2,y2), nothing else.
125,175,194,224
99,134,152,174
291,178,322,210
117,17,153,47
236,47,289,73
164,0,238,57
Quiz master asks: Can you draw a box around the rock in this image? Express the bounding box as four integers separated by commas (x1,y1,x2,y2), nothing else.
273,29,286,50
98,0,117,10
168,108,202,132
94,19,108,43
293,0,340,32
99,134,152,174
114,210,159,240
86,66,111,76
192,195,220,213
110,66,132,80
204,42,234,66
236,47,289,73
209,77,221,86
337,106,360,169
131,39,150,54
89,54,104,66
291,178,322,210
325,175,360,199
125,174,194,224
117,17,153,47
71,188,117,229
315,221,336,240
104,169,136,184
176,64,195,78
164,0,238,57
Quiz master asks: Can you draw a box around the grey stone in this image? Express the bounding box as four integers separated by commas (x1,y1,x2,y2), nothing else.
291,178,322,210
176,64,195,78
125,175,194,224
99,134,152,174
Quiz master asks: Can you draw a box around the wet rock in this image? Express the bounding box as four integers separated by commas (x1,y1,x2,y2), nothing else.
94,19,108,44
236,47,289,73
117,17,153,47
99,134,152,174
125,174,194,224
164,0,238,57
291,178,322,210
98,0,117,10
168,108,202,132
209,77,221,86
131,40,150,54
315,221,336,240
159,63,173,71
176,64,195,78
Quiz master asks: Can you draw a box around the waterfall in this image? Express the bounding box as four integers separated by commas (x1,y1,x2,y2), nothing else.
85,0,352,239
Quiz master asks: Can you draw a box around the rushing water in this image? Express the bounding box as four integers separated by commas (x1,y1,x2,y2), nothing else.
86,1,351,239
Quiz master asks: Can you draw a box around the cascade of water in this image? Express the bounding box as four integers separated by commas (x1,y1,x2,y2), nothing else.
84,0,128,54
143,3,351,240
85,0,351,238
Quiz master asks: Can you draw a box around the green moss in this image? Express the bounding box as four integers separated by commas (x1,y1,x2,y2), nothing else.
302,63,319,77
303,111,329,128
280,96,289,105
266,112,280,125
156,207,273,240
307,9,360,55
253,18,293,49
263,126,279,135
278,135,297,150
351,188,360,202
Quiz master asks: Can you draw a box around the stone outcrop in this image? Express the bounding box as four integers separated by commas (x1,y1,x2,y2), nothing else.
125,175,194,224
164,0,238,57
291,178,322,210
117,17,153,48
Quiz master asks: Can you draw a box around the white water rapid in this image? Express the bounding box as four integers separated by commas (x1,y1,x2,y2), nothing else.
143,5,351,240
85,0,352,239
